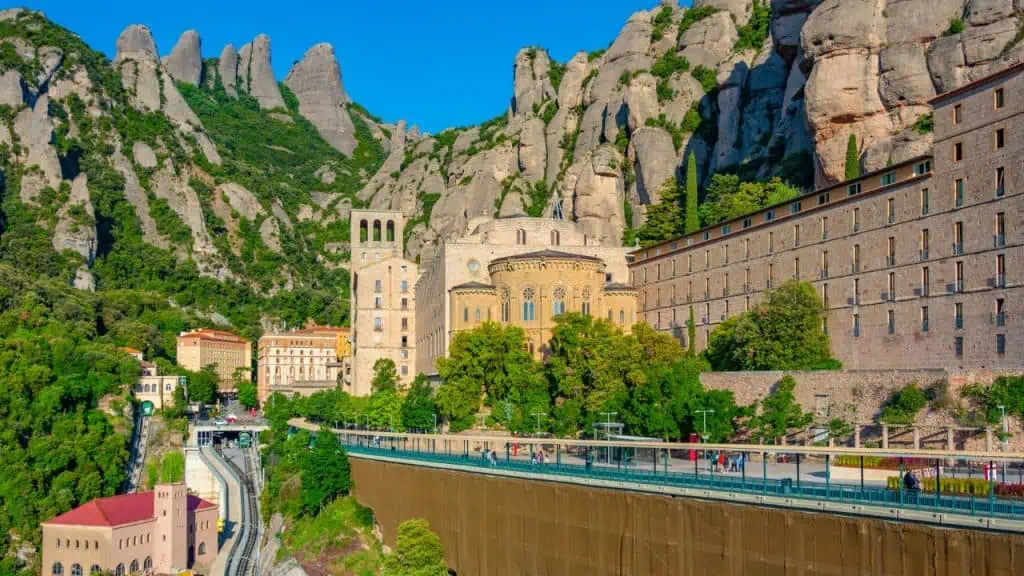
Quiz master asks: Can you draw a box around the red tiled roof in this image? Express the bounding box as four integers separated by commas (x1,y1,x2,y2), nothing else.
43,491,216,527
179,329,249,344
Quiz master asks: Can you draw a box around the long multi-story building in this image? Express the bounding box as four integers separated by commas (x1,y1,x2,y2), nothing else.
256,326,349,404
176,329,252,391
630,62,1023,370
349,209,418,395
415,217,633,377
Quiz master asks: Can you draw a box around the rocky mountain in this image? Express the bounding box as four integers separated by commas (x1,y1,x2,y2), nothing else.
0,1,1021,302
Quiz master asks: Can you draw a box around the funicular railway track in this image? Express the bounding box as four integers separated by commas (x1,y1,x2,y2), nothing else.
215,445,259,575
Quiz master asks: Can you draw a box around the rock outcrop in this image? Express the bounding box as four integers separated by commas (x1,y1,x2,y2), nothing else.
114,24,161,111
284,43,357,155
52,174,97,265
163,30,202,86
218,44,239,96
14,95,62,201
237,43,252,92
246,35,285,110
0,69,25,107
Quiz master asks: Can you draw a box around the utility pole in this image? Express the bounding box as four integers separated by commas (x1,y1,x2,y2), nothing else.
599,412,617,465
695,409,715,442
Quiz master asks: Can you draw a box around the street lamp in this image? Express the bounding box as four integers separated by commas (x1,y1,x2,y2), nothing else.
531,412,546,435
599,411,617,464
999,404,1008,480
695,409,715,442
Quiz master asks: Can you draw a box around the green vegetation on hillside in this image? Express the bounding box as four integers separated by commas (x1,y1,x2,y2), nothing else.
678,5,719,36
697,174,799,227
733,1,771,54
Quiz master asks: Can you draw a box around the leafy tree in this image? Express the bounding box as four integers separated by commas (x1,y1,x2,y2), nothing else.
687,306,697,356
187,365,220,406
705,280,839,371
382,519,448,576
845,134,860,180
300,427,351,514
366,389,403,430
880,383,929,425
401,375,438,431
636,178,683,247
748,376,813,443
698,174,799,227
372,358,399,392
238,381,259,409
733,0,771,53
684,152,699,234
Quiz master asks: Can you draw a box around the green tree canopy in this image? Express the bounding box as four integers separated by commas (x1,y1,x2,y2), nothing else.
705,280,839,371
698,175,800,227
300,427,351,514
636,178,683,247
845,133,860,180
382,518,449,576
372,358,399,392
365,389,403,430
747,375,813,443
237,381,259,409
401,374,438,431
685,151,700,234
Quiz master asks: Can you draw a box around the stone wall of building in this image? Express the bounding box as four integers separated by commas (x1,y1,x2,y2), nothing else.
700,369,1024,451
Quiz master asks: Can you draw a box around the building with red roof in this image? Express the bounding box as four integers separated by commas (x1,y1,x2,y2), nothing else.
176,329,253,392
42,483,218,576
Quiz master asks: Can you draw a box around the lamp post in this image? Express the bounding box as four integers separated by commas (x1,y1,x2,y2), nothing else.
433,413,438,434
999,404,1008,480
531,412,546,435
599,412,618,465
695,409,715,442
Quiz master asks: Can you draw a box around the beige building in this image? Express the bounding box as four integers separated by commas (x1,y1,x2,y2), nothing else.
631,62,1023,370
134,360,182,413
176,329,252,391
349,209,418,395
416,217,633,376
41,483,217,576
257,326,350,404
447,249,638,360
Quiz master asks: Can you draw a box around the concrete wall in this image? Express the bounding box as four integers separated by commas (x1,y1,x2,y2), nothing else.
700,369,1024,450
185,449,221,507
350,457,1024,576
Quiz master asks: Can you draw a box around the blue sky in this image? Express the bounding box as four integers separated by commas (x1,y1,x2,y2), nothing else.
34,0,674,133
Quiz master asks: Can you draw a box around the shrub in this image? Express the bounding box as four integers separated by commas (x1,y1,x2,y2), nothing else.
733,0,771,53
651,52,690,80
944,18,965,37
651,5,675,42
912,112,934,134
691,65,718,94
879,383,928,425
678,5,719,36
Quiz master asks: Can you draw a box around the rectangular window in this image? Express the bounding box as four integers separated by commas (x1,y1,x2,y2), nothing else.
953,104,962,124
997,254,1006,288
743,217,752,229
848,182,862,196
955,261,964,293
821,251,829,279
401,335,408,349
854,278,860,305
995,88,1005,109
791,201,802,214
704,250,710,269
765,210,776,222
921,188,929,215
818,192,830,205
794,257,800,279
704,303,710,324
374,279,382,293
703,231,710,241
921,306,929,332
954,221,964,254
995,128,1005,150
724,273,730,296
853,314,861,337
722,225,731,236
921,229,929,260
996,298,1005,327
794,224,801,247
822,283,829,309
704,278,710,300
996,167,1005,197
955,302,964,329
853,244,861,273
374,317,383,331
821,216,828,240
887,237,896,267
401,317,408,330
853,208,860,232
997,334,1006,355
887,198,895,224
996,212,1006,247
881,172,896,186
745,296,750,312
744,268,750,291
953,142,963,162
922,266,930,297
954,178,965,207
656,264,661,281
672,258,677,277
915,160,931,176
888,272,896,301
723,244,729,264
744,238,750,259
767,263,774,289
955,336,964,358
374,296,383,309
688,254,693,273
401,365,409,376
888,309,895,334
768,231,774,253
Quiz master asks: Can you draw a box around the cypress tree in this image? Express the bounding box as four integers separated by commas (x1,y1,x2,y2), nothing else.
684,151,699,234
687,306,697,356
844,134,860,181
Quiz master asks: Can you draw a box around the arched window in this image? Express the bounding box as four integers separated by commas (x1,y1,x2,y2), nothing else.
522,288,536,321
372,219,382,242
359,219,368,242
129,560,139,573
90,566,102,575
516,229,527,245
607,310,613,321
198,542,207,555
620,310,625,324
475,307,481,322
552,287,566,316
52,562,63,576
386,220,395,242
463,306,469,323
550,230,560,246
143,557,152,571
501,288,511,322
581,287,592,316
114,565,124,576
71,564,82,576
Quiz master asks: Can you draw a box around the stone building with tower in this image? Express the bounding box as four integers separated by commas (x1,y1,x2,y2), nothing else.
349,209,418,395
630,63,1024,370
415,216,634,376
41,483,217,576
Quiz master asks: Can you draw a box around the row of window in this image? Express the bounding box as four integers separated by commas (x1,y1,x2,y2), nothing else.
372,316,410,331
951,87,1005,127
640,210,1008,287
374,279,410,293
952,128,1007,164
357,219,398,243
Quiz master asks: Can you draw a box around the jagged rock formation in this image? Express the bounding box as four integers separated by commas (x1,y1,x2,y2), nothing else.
246,35,285,109
52,174,97,266
218,44,239,96
284,43,357,155
163,30,202,86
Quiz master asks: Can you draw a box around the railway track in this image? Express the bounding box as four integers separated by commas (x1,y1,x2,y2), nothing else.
215,445,259,576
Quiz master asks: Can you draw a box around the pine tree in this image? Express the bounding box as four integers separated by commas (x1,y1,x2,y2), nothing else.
636,178,682,247
687,306,696,356
685,152,700,234
844,134,860,181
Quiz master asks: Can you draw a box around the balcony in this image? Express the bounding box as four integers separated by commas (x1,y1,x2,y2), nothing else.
994,235,1006,248
853,223,860,233
955,317,963,330
373,324,384,332
766,279,774,289
704,291,711,300
993,312,1006,327
723,287,730,297
886,256,896,267
922,319,930,332
955,193,964,208
853,326,861,337
822,231,829,241
851,263,861,274
996,185,1005,198
686,294,693,304
994,274,1007,289
820,269,829,280
743,283,751,293
701,317,709,325
952,242,964,255
920,249,929,261
849,295,861,306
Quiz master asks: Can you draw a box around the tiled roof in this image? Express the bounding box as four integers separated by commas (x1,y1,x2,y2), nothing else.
179,329,249,343
43,491,216,527
489,249,603,265
451,281,496,291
